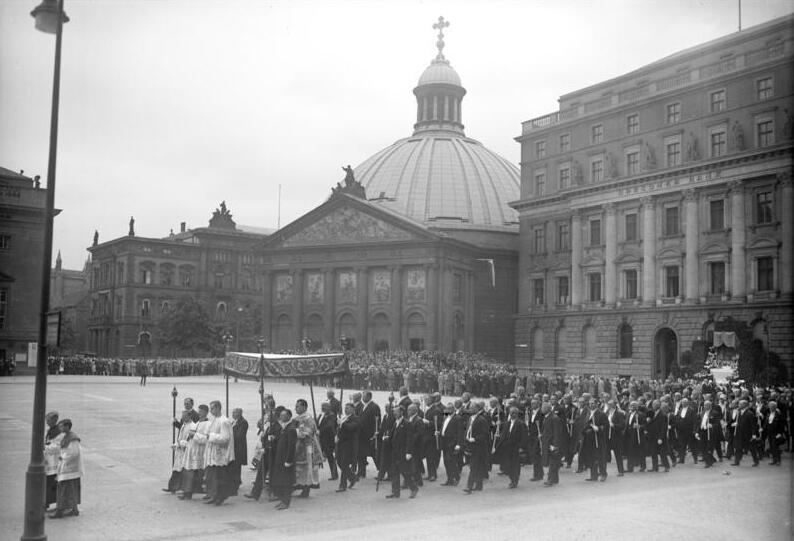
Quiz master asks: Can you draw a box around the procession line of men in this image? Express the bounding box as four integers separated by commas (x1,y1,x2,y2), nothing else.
164,385,789,510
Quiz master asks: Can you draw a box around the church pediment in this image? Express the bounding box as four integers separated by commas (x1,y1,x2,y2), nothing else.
280,204,417,248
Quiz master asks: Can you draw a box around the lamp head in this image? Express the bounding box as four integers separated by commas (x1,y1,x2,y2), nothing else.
31,0,69,34
171,386,178,398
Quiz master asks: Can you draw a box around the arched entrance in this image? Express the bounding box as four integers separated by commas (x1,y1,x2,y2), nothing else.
452,313,464,352
305,314,324,350
371,313,390,352
654,327,678,379
407,313,426,352
338,313,357,349
274,314,292,352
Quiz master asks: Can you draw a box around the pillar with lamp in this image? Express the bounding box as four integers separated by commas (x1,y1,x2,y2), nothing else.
22,0,68,539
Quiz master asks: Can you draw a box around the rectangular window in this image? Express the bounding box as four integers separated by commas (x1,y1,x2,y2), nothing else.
625,269,638,299
709,199,724,230
666,140,681,167
590,219,601,246
557,276,569,304
664,206,679,236
710,262,725,294
533,227,545,254
756,77,773,100
557,222,570,251
626,114,639,134
625,213,638,241
141,269,152,284
559,133,571,153
589,273,602,302
559,166,570,190
0,235,9,250
756,191,773,224
591,124,604,144
0,288,6,329
626,151,639,175
710,90,726,113
214,274,224,289
534,171,546,196
666,102,681,124
757,119,774,147
710,128,727,157
665,266,680,297
757,257,774,291
591,158,604,182
533,278,545,305
536,140,546,159
180,271,192,287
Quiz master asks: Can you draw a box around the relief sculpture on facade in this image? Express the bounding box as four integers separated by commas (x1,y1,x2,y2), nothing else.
338,271,357,303
274,274,293,304
372,270,391,302
307,273,324,304
405,267,426,302
283,206,413,247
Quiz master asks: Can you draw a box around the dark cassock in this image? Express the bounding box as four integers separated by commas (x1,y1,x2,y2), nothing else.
463,409,491,493
581,406,609,481
230,412,249,495
270,418,297,509
439,407,465,486
335,409,360,491
494,411,528,488
317,408,339,480
541,409,566,486
246,415,282,501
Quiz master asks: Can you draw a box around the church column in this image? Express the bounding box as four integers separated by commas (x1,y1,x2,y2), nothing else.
604,203,617,305
432,96,438,121
292,269,304,347
464,271,475,352
261,271,273,349
390,265,402,349
570,212,583,306
427,264,439,350
683,189,699,302
323,268,335,347
779,173,793,295
729,180,746,299
443,95,449,121
357,267,369,349
438,261,450,351
642,196,657,304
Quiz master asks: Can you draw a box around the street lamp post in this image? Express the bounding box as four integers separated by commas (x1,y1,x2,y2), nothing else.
236,307,243,351
23,1,68,539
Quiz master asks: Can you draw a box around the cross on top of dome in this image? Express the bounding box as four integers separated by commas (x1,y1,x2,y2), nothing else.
432,16,450,62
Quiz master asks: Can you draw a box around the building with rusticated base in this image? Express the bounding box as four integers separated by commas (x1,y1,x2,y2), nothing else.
511,15,794,378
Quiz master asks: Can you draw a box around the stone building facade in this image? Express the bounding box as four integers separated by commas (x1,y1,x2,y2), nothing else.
86,205,269,357
512,15,794,377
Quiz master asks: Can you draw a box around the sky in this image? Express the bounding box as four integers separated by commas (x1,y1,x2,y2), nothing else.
1,0,792,269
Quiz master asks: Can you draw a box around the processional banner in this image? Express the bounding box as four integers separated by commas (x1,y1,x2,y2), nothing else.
223,352,348,381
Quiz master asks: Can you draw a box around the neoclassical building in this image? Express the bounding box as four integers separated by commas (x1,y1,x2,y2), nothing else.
512,15,794,377
256,18,521,360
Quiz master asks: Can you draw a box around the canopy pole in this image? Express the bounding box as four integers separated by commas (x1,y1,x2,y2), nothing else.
225,372,230,417
309,377,318,422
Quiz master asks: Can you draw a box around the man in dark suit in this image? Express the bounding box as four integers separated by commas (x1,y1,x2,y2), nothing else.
439,402,465,486
495,406,528,488
573,396,591,472
406,404,426,491
562,395,578,468
229,408,249,495
269,409,297,510
675,398,698,463
765,400,785,465
326,390,342,417
582,397,609,481
732,399,761,467
525,398,545,481
647,401,671,472
605,400,625,476
335,403,360,491
357,391,381,479
624,401,645,472
423,394,444,482
695,400,719,468
463,402,490,494
384,405,419,499
378,402,396,482
542,402,566,487
172,397,200,429
398,387,412,412
724,399,739,459
317,402,338,480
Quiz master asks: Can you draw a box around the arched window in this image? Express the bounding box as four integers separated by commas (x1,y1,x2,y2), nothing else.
532,327,544,361
216,302,227,320
557,327,568,362
583,324,597,359
619,323,633,358
161,301,171,313
141,299,151,318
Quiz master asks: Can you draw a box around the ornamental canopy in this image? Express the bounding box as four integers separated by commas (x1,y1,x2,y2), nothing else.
223,352,348,381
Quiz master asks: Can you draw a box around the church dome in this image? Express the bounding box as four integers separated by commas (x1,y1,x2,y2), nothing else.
352,17,519,234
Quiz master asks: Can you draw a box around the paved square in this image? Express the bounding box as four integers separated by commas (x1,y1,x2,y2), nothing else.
0,376,790,541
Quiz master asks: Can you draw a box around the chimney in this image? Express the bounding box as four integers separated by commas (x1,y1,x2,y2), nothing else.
180,222,186,233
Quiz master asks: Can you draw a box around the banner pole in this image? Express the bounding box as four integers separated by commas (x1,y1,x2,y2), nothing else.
309,378,318,422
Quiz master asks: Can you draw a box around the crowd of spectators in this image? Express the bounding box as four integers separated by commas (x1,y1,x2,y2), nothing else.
45,356,223,377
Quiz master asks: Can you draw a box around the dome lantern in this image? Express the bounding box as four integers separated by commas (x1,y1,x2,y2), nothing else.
413,16,466,136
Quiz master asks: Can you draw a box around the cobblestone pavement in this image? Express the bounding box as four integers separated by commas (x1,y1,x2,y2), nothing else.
0,376,790,541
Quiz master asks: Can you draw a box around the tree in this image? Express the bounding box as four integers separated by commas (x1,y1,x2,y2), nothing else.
156,297,219,357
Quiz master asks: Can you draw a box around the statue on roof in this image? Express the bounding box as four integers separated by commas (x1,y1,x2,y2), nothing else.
93,230,99,246
209,200,236,230
128,216,135,237
332,165,367,199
